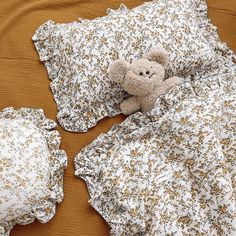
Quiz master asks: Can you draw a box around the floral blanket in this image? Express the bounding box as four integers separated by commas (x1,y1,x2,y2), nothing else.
75,37,236,236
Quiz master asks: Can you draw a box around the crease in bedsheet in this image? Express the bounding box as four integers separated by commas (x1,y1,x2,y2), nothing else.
0,0,89,39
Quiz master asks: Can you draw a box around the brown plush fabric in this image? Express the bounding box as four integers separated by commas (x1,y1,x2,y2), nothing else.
0,0,235,236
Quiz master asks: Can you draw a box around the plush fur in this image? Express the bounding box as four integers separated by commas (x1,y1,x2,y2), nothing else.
109,46,184,115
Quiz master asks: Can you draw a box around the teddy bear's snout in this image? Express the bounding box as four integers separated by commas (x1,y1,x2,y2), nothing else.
146,71,153,79
139,70,154,79
149,72,155,79
147,72,155,79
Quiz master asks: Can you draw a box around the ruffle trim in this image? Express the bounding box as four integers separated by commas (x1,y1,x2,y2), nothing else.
32,4,130,132
195,0,236,63
106,3,128,16
32,20,59,63
74,122,148,235
0,107,67,236
53,91,127,132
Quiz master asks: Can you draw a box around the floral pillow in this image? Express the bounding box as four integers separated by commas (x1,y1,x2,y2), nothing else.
33,0,217,132
0,107,67,236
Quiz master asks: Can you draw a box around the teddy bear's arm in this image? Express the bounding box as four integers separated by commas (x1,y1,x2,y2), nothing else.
120,96,141,115
163,76,184,89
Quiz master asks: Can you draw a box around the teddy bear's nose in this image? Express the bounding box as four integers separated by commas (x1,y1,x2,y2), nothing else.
146,71,150,75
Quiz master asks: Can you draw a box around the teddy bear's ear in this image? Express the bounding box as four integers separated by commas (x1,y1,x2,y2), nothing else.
109,60,130,83
146,46,169,67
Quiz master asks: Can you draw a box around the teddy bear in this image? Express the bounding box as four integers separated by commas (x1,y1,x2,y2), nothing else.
109,46,184,115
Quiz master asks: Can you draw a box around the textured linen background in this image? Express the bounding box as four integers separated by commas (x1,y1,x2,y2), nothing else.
0,0,235,236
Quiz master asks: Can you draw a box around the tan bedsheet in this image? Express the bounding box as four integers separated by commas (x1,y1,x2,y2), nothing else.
0,0,235,235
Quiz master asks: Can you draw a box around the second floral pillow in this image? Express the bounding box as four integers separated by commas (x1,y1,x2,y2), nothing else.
33,0,217,132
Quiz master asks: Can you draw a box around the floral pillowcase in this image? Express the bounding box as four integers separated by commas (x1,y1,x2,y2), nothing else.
0,107,67,236
33,0,218,132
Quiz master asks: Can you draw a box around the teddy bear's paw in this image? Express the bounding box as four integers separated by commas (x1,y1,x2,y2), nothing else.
120,101,133,115
120,97,140,115
165,76,184,88
171,76,184,85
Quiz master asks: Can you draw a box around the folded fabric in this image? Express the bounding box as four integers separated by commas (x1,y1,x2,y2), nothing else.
0,107,67,236
75,40,236,235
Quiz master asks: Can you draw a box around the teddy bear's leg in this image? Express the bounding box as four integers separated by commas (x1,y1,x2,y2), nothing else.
120,96,141,115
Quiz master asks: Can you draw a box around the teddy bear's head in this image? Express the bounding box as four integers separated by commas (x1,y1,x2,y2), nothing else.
109,47,169,96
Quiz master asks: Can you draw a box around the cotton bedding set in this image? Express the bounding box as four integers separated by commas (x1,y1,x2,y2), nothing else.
0,0,235,236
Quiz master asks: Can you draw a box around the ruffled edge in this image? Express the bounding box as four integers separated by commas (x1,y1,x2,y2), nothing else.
77,3,128,23
53,90,127,133
32,3,128,62
195,0,236,64
106,3,128,16
74,112,149,234
0,107,67,236
32,4,130,132
32,20,62,65
74,0,236,231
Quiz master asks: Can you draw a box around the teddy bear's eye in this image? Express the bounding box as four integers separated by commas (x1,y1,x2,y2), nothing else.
146,71,150,75
139,72,143,76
